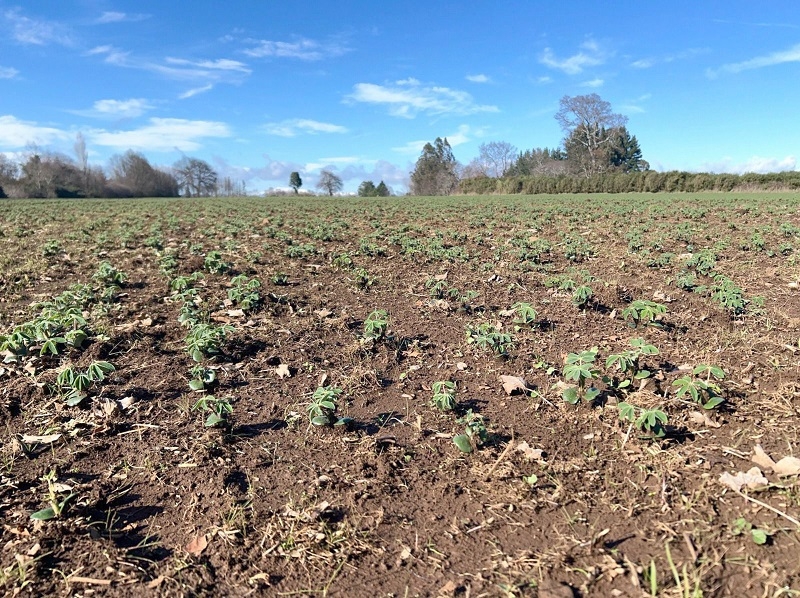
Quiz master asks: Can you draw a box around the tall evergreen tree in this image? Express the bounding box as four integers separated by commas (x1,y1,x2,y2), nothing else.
410,137,458,195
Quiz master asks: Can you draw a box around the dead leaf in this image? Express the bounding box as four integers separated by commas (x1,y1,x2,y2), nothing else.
499,375,529,395
456,362,468,371
227,309,245,318
688,411,721,428
20,433,62,445
275,364,291,379
498,308,516,317
719,467,768,492
315,308,332,318
434,273,448,281
147,576,165,589
185,533,208,556
753,445,800,476
516,441,544,461
438,580,458,596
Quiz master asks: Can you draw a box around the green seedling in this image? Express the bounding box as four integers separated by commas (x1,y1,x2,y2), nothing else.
562,348,600,404
572,284,593,308
204,250,230,274
618,402,668,438
271,272,289,285
511,302,538,328
31,470,76,520
353,267,377,290
228,274,262,310
170,272,204,293
56,361,115,406
622,299,667,327
188,365,217,391
604,338,659,391
453,409,491,453
731,517,770,545
93,261,128,286
672,364,725,409
431,380,457,411
307,386,351,427
465,322,513,357
185,323,234,362
193,394,233,427
363,309,389,341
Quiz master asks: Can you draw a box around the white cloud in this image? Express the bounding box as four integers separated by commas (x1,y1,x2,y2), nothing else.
581,78,604,88
89,118,231,151
95,11,149,24
539,39,605,74
708,43,800,77
263,119,348,137
632,48,709,70
0,66,18,79
537,76,553,84
392,124,476,155
3,8,73,46
165,57,251,73
631,59,654,69
78,98,154,119
243,38,348,60
305,156,360,171
466,74,490,83
348,79,498,118
179,85,214,99
0,115,71,148
700,155,797,174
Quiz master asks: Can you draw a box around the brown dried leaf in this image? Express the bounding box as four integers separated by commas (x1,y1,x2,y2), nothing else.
185,533,208,556
516,440,544,461
719,467,768,492
20,433,62,445
275,364,291,379
499,375,529,395
753,445,800,476
688,411,721,428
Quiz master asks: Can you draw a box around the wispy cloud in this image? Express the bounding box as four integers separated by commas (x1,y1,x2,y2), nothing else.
89,118,231,151
87,46,251,84
581,78,604,88
700,155,797,174
4,7,73,46
539,39,606,74
392,124,477,155
466,74,490,83
631,48,708,70
165,57,251,73
94,11,149,24
619,94,652,114
179,84,214,99
263,119,348,137
348,79,498,118
0,115,71,148
707,43,800,77
74,98,154,119
243,37,349,60
305,156,360,171
0,66,19,79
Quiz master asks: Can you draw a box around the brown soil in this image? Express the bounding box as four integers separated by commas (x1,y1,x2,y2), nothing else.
2,194,800,597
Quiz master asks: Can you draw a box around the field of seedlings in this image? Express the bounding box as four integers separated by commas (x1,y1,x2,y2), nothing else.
3,192,800,597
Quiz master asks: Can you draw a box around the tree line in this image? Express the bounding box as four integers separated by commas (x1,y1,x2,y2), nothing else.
0,137,231,199
411,93,798,195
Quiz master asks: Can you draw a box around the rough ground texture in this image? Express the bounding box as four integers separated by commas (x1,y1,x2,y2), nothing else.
1,193,800,597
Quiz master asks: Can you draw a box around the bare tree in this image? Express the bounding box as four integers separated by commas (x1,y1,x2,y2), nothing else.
477,141,517,178
316,170,343,196
555,93,627,177
109,151,179,197
173,157,218,197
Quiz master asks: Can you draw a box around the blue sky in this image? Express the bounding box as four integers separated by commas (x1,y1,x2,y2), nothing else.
1,1,798,193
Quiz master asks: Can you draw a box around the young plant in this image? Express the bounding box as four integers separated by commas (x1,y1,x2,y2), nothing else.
204,250,231,274
562,348,600,404
185,323,234,362
465,322,513,357
453,409,491,453
511,302,537,328
731,517,770,545
192,394,233,427
228,274,262,311
56,360,115,406
618,402,668,438
188,365,217,391
363,309,389,341
430,380,457,411
307,386,352,427
31,470,76,521
604,338,659,391
672,364,725,409
571,284,593,308
622,300,667,327
271,272,289,286
93,261,128,286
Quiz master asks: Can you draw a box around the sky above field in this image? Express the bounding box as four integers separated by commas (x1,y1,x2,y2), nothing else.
1,1,799,193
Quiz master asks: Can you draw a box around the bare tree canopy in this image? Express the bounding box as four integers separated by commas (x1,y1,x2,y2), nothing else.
556,93,628,177
173,157,218,197
477,141,518,178
316,169,343,196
